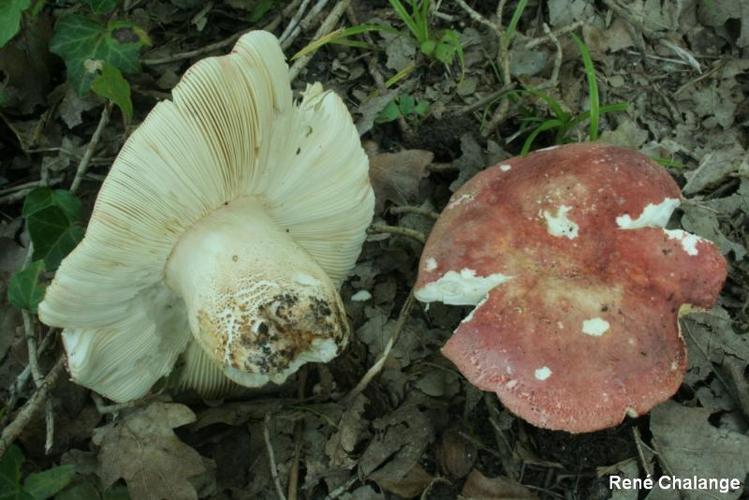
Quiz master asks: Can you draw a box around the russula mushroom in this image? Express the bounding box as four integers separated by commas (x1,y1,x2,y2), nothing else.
37,31,374,402
415,143,727,433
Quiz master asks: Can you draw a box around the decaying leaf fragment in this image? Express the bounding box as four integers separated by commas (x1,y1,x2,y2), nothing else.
93,402,206,500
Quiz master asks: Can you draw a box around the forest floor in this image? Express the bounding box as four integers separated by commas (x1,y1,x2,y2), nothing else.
0,0,748,499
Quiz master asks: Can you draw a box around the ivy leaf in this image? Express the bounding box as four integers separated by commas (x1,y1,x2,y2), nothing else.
23,465,76,500
0,0,31,48
7,260,46,313
0,445,32,500
88,0,117,15
22,188,84,270
50,15,148,95
92,63,132,122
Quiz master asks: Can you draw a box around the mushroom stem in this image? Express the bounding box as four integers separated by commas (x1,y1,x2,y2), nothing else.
165,196,348,388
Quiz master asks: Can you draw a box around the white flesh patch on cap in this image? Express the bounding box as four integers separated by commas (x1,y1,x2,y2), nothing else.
664,229,702,256
543,205,579,239
581,317,610,337
499,164,512,172
414,268,511,306
424,257,438,271
351,290,372,301
534,366,552,381
616,198,680,229
446,193,474,210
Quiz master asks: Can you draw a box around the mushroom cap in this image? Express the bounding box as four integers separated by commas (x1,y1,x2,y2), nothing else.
38,31,374,402
415,143,727,433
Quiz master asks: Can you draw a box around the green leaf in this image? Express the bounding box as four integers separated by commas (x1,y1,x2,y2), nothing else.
22,188,81,221
0,0,31,48
7,260,46,313
91,64,132,122
398,95,416,115
87,0,117,15
433,30,460,65
0,445,32,500
419,39,435,56
248,0,275,23
22,188,83,270
376,100,402,123
102,485,130,500
23,465,75,500
55,482,100,500
50,15,147,95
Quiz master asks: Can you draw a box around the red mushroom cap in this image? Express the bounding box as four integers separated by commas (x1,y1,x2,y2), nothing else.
415,143,727,433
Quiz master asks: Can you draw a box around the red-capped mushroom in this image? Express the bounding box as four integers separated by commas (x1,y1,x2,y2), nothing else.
415,143,727,433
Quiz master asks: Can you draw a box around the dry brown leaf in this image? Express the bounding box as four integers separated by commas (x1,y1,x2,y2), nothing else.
376,463,433,498
650,401,749,500
368,149,432,212
93,401,206,500
461,470,537,499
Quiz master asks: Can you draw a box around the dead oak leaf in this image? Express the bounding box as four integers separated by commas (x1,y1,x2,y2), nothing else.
650,401,749,499
93,402,206,500
368,148,433,212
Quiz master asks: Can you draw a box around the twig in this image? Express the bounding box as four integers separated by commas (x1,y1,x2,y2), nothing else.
456,83,516,115
540,23,561,88
454,0,502,37
6,331,55,413
289,0,351,81
264,413,287,500
341,290,415,404
287,367,307,500
368,223,426,244
631,427,653,477
0,356,66,458
325,475,359,499
142,13,285,66
70,102,112,194
389,206,440,219
280,0,311,44
21,310,55,454
281,0,333,50
525,20,584,48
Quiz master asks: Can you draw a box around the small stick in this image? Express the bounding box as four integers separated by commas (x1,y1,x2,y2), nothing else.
286,367,307,500
631,427,653,477
456,83,516,116
142,14,285,66
289,0,351,81
525,21,584,48
280,0,312,44
389,206,440,220
325,475,358,499
368,223,426,244
70,102,112,194
0,356,65,458
341,290,415,404
264,413,287,500
284,0,332,50
454,0,502,37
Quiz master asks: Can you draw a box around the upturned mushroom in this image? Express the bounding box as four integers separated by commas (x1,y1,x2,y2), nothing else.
38,31,374,402
415,143,727,433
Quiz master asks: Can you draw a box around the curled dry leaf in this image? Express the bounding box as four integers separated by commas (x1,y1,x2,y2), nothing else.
461,469,536,499
93,401,207,500
368,147,433,212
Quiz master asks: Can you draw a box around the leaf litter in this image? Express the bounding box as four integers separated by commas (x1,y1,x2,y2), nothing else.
0,0,747,499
